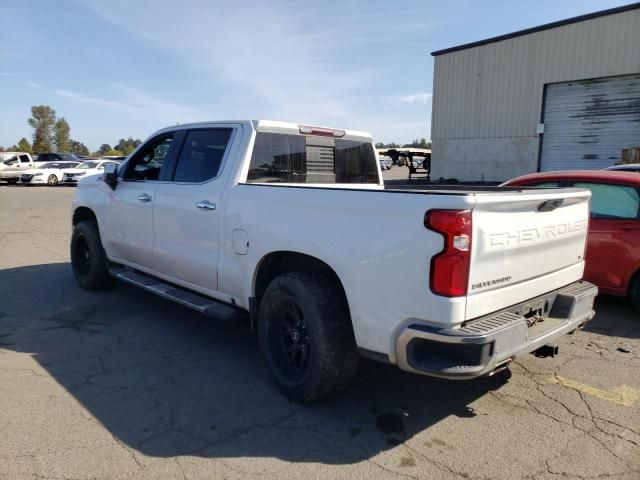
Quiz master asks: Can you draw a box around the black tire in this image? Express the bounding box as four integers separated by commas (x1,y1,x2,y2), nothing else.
70,220,114,290
258,272,359,402
630,273,640,312
47,174,58,186
7,178,18,185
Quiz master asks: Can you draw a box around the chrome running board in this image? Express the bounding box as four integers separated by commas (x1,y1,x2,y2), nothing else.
110,268,239,320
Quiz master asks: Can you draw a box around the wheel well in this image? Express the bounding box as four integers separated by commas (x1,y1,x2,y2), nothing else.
252,251,351,327
72,207,97,226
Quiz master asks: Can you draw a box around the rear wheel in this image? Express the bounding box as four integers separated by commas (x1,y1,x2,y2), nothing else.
629,273,640,312
47,174,58,185
70,220,114,290
258,272,359,402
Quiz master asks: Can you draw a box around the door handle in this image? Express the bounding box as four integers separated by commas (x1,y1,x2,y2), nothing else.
137,193,152,202
196,200,216,211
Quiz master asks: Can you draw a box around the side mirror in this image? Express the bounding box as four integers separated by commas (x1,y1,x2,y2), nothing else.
103,163,118,190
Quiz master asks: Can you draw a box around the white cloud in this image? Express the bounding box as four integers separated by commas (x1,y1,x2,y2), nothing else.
75,0,435,142
83,1,369,123
55,86,200,123
399,93,433,105
25,81,43,89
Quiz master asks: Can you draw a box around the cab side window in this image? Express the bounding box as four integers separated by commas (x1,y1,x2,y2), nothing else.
123,134,174,181
572,182,640,219
172,129,232,183
526,181,562,188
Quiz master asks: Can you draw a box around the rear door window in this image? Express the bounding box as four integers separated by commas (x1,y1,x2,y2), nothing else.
19,155,31,163
172,129,232,183
572,182,640,219
246,132,379,184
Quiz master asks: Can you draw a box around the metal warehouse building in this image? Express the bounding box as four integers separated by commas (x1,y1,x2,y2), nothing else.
430,3,640,182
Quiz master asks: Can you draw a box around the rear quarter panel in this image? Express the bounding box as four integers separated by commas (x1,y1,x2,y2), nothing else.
220,184,475,360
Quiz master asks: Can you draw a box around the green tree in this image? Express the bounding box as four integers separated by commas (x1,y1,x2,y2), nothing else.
103,149,124,156
28,105,57,154
54,117,71,152
17,137,32,153
402,137,431,149
114,137,141,156
96,144,113,156
69,139,90,156
374,142,401,149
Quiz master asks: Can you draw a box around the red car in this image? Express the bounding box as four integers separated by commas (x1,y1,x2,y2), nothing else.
504,171,640,310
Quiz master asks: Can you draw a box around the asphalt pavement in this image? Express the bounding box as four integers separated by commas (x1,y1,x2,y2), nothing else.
0,181,638,480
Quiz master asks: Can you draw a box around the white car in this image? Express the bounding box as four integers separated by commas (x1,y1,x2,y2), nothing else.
604,163,640,172
20,161,81,185
70,120,597,401
62,160,121,185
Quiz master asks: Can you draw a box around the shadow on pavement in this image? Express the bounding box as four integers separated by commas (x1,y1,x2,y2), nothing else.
0,262,564,463
583,295,639,340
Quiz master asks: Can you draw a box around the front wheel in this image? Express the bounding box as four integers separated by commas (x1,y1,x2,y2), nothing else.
70,220,114,290
47,174,59,185
258,272,359,402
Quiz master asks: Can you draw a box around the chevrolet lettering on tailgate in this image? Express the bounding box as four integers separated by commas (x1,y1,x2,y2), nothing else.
490,220,588,247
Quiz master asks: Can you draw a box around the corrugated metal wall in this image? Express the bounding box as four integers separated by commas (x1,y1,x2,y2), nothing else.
431,8,640,181
540,74,640,170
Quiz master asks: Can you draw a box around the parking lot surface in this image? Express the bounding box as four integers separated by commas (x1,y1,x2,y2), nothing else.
1,184,639,480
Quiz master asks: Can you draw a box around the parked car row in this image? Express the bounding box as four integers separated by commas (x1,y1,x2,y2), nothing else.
0,151,123,186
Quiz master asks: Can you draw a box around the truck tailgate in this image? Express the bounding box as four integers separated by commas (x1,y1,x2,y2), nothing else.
466,188,591,320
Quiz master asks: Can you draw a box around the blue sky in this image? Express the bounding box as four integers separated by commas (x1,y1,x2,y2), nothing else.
0,0,629,150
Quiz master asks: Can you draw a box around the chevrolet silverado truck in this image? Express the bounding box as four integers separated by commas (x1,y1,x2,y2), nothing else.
70,120,598,401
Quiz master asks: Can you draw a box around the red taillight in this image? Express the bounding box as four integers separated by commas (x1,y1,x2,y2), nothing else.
425,209,472,297
299,125,346,137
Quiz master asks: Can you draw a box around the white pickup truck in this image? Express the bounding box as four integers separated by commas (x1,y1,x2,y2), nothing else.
0,152,35,183
70,120,597,401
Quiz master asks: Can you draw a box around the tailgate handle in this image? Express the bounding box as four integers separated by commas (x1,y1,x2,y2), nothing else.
538,199,564,212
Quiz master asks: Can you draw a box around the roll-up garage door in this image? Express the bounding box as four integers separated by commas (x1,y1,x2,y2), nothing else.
539,74,640,171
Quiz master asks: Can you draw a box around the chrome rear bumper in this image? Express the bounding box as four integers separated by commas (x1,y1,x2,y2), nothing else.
395,281,597,379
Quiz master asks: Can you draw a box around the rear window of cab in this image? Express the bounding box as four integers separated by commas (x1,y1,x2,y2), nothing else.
246,132,379,184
